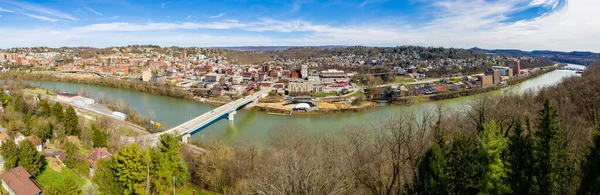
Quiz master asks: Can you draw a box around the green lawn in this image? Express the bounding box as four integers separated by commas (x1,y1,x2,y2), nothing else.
311,91,338,97
395,76,416,83
35,164,87,189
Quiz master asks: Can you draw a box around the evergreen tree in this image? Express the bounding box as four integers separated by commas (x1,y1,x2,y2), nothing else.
475,121,510,194
93,158,124,195
410,142,448,194
0,140,19,170
65,105,79,135
52,102,63,121
577,123,600,195
38,99,52,117
18,140,44,176
534,99,570,194
150,134,190,194
112,144,147,195
92,124,107,148
13,95,28,114
447,136,477,194
506,119,537,194
45,177,83,195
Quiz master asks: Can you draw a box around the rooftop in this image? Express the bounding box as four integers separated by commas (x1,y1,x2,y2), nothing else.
0,166,42,195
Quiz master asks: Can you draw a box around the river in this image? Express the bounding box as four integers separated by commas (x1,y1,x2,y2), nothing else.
22,64,585,144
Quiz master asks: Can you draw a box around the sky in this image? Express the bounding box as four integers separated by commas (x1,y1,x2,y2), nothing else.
0,0,597,52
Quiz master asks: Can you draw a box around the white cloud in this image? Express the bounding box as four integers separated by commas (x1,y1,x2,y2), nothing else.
360,0,388,7
84,7,102,16
0,0,599,52
7,0,76,20
160,1,171,8
22,13,59,22
0,7,15,13
209,13,225,19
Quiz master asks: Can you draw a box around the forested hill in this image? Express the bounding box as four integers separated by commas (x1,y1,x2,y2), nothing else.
473,47,600,65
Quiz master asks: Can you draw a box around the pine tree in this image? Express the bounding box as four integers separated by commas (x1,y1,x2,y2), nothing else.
112,144,147,195
448,136,477,194
0,140,19,170
18,140,44,176
39,99,52,117
65,105,79,136
44,177,83,195
506,119,537,194
93,158,124,195
52,102,64,121
475,121,510,194
150,134,190,194
13,95,28,114
410,142,448,194
92,124,107,148
534,99,570,194
577,123,600,195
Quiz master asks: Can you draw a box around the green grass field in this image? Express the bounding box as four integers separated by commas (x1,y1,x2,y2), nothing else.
35,164,87,189
311,91,338,97
395,76,416,83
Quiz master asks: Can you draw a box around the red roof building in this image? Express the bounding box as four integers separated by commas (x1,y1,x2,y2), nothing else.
88,148,112,169
0,166,42,195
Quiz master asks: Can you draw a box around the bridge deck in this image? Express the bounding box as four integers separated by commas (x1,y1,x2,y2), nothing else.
134,88,270,144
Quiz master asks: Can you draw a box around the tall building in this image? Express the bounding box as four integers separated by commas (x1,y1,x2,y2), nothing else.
288,82,313,96
301,65,308,78
142,70,152,82
505,60,521,76
263,63,272,73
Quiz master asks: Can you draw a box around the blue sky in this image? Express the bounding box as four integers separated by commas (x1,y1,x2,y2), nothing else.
0,0,598,52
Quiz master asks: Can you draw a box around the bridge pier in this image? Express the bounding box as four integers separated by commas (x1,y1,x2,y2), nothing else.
181,133,191,144
228,111,236,121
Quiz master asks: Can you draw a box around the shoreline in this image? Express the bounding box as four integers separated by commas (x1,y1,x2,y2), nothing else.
0,68,557,115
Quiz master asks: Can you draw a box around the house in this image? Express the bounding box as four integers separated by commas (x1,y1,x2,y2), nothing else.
88,148,112,169
0,134,6,146
13,133,25,144
18,137,43,152
0,166,42,195
210,88,225,97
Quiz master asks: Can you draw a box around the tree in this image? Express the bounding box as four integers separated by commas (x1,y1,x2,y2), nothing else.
92,124,107,148
64,141,89,176
150,134,190,194
409,142,448,194
65,105,79,136
13,95,28,114
577,123,600,195
93,158,124,195
534,99,570,194
80,125,93,149
52,102,63,121
38,99,52,117
33,117,53,143
0,140,19,170
112,144,147,195
506,119,537,194
475,121,510,194
447,136,477,194
18,140,44,176
45,177,83,195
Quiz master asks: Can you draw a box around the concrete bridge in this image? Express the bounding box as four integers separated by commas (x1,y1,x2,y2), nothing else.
124,87,271,146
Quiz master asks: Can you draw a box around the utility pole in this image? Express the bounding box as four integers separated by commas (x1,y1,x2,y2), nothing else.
172,176,176,195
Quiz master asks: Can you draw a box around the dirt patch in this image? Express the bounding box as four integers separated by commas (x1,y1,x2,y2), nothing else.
257,103,292,111
46,157,63,172
314,102,350,109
